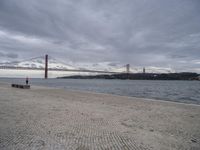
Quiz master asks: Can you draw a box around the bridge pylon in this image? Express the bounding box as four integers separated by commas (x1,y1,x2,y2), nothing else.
45,54,48,79
126,64,130,74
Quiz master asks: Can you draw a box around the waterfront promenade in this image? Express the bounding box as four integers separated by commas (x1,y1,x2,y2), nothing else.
0,82,199,150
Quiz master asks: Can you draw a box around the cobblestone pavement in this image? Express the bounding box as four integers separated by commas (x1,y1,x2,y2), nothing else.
0,83,200,150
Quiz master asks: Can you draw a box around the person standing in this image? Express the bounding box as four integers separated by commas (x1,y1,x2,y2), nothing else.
26,77,29,85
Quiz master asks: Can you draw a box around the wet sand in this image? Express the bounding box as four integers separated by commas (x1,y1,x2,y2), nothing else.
0,82,200,150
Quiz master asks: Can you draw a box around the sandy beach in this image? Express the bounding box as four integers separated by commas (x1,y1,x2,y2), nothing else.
0,82,199,150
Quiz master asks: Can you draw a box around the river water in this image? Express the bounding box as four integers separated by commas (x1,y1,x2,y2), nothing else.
1,78,200,105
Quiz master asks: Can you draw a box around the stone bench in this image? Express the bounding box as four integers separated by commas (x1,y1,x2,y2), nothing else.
11,84,30,89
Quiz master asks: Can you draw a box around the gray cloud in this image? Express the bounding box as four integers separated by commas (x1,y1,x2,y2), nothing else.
0,52,18,59
6,53,18,59
0,0,200,72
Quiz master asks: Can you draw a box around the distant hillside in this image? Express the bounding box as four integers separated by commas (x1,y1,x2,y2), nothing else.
58,72,200,80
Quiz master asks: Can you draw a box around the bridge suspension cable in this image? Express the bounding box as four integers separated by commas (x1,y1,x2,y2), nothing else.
0,54,132,78
48,56,74,68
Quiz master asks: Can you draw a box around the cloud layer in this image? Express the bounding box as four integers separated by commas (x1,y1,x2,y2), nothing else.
0,0,200,72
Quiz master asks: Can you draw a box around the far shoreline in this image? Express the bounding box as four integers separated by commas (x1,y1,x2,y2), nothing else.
58,72,200,81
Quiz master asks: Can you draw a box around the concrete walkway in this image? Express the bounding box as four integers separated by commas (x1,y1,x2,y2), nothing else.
0,83,199,150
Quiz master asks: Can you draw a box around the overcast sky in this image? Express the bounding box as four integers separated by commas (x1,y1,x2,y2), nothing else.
0,0,200,72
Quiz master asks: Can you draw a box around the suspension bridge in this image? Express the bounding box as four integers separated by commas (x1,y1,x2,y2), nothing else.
0,55,131,79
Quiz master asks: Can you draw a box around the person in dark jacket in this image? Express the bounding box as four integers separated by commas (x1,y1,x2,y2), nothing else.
26,77,29,85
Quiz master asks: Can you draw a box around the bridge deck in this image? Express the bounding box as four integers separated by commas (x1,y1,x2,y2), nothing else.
0,66,119,74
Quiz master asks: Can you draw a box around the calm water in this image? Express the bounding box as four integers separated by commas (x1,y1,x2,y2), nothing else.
1,78,200,105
